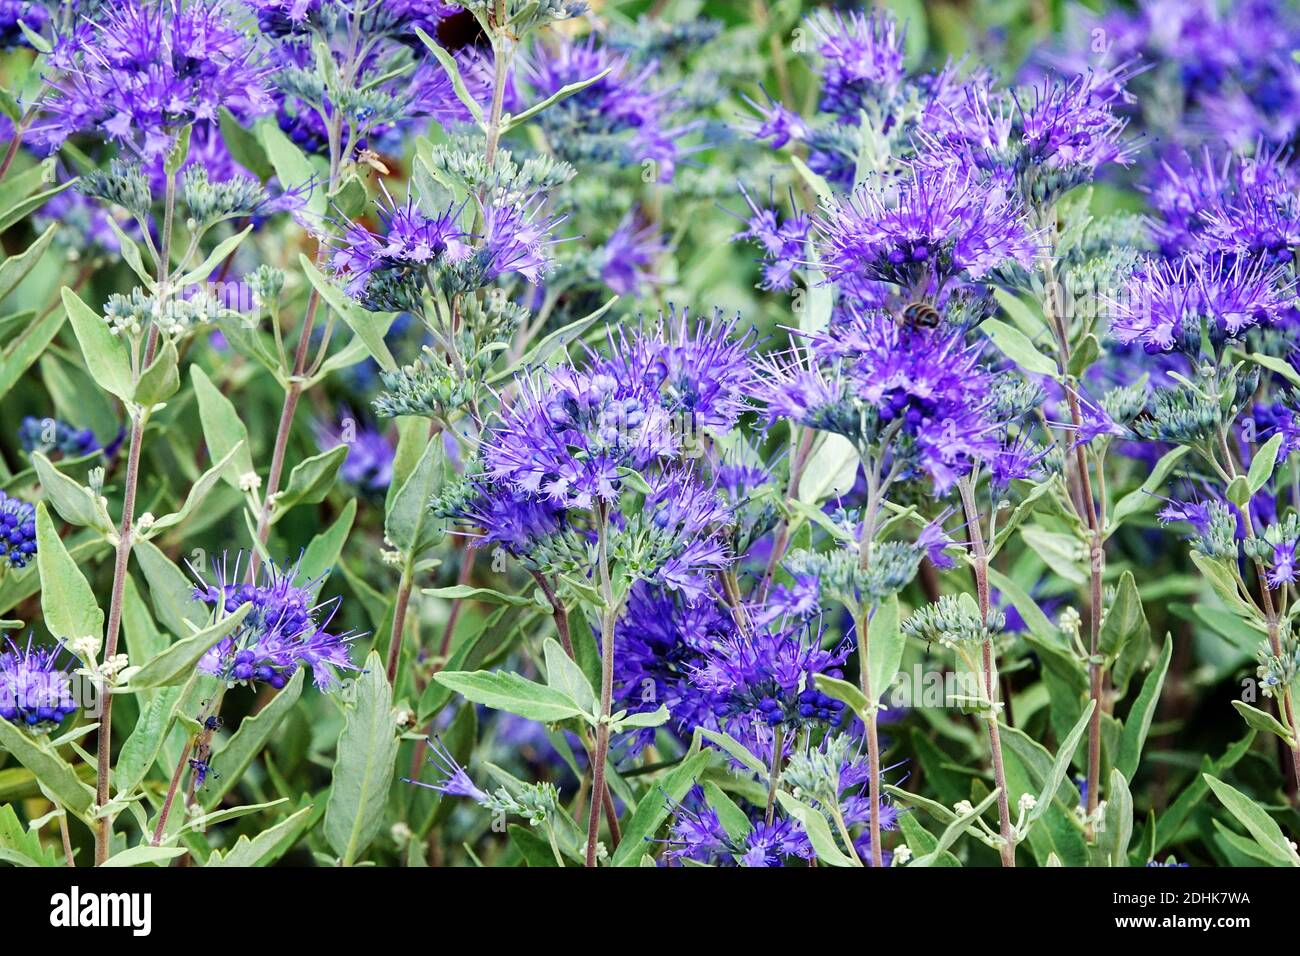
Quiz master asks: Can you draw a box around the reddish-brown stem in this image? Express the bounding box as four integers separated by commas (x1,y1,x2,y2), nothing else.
150,738,193,847
958,478,1015,866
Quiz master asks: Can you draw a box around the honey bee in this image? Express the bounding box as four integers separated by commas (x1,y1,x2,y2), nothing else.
896,301,941,330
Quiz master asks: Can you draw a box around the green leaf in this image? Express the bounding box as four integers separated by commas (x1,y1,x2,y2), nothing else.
980,318,1058,376
1098,570,1145,658
1203,774,1300,866
31,453,113,533
257,120,324,217
1067,333,1100,378
1101,768,1133,867
422,584,535,607
432,669,587,723
218,107,273,181
488,295,619,384
814,673,870,722
324,653,400,865
102,845,187,868
1109,446,1190,530
206,805,314,867
272,443,347,518
791,154,833,203
134,539,207,635
114,685,184,796
776,790,857,866
0,304,66,399
611,747,712,866
1231,700,1295,747
702,781,752,844
0,180,73,234
1226,474,1251,508
414,29,486,126
386,435,446,555
0,719,94,819
35,502,102,644
866,594,903,703
299,498,356,582
127,603,252,689
145,442,246,538
62,288,133,403
176,224,253,287
501,67,612,131
132,337,179,407
1116,636,1172,781
300,253,397,372
1248,433,1285,494
797,432,860,504
1027,699,1095,826
202,670,305,808
543,637,596,715
191,364,254,489
695,728,767,777
911,787,1003,867
0,221,57,301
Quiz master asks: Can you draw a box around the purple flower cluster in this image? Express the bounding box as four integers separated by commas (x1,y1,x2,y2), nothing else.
0,637,77,731
603,309,756,433
816,166,1038,292
0,491,37,570
37,0,273,160
483,364,677,511
691,621,849,730
523,35,695,182
191,555,358,691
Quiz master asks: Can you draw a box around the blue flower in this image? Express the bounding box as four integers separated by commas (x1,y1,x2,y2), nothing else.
190,554,359,691
0,636,77,731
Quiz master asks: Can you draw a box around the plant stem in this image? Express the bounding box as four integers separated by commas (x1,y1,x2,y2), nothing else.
1040,247,1107,834
764,725,785,826
150,738,193,847
585,503,617,867
58,809,74,867
958,477,1015,866
385,560,415,685
94,164,179,864
251,285,322,574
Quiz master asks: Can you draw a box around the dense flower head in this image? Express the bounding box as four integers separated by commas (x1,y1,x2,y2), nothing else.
441,478,567,566
603,308,755,433
482,363,677,510
478,196,564,284
635,468,733,601
0,490,36,570
1110,256,1296,354
191,554,358,691
1147,146,1300,263
19,415,100,458
1037,0,1300,152
816,166,1038,291
613,584,733,754
814,310,999,491
0,636,76,731
732,184,811,292
692,621,849,730
523,34,695,181
331,190,469,308
808,10,906,118
36,0,274,159
663,793,813,866
917,68,1136,204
